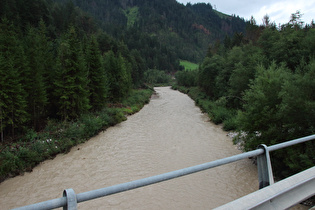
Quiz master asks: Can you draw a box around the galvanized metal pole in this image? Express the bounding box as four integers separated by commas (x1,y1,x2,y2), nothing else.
63,189,77,210
268,134,315,151
257,144,274,189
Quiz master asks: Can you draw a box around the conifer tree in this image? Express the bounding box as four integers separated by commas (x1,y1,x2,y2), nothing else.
105,51,131,101
117,53,132,96
130,49,145,87
37,19,56,118
54,26,90,120
0,19,28,139
24,24,50,129
0,53,7,142
85,35,108,111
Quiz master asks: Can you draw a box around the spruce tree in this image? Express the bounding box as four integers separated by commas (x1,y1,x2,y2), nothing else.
85,35,108,111
105,51,131,101
54,26,90,120
37,19,56,119
105,51,120,101
24,24,49,129
130,49,145,87
0,53,7,142
117,53,132,97
0,19,28,139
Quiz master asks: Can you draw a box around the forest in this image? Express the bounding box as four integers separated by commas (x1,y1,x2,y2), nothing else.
53,0,247,66
0,0,247,181
174,12,315,178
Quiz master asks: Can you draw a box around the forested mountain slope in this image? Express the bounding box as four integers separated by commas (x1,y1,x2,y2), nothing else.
53,0,247,68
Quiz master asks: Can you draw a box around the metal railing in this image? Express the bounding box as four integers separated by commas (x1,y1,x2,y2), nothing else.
215,166,315,209
12,134,315,210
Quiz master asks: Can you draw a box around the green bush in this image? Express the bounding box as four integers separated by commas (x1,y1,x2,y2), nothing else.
0,150,22,177
223,117,238,131
62,122,84,141
98,109,111,127
24,129,38,142
144,69,172,85
80,114,103,139
175,70,198,87
209,105,225,124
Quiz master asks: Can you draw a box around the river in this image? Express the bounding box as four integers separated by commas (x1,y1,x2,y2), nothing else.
0,86,297,209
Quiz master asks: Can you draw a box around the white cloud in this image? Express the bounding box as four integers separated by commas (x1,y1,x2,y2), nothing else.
256,0,315,25
176,0,315,25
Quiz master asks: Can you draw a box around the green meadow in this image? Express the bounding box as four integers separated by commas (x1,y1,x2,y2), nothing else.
180,60,199,71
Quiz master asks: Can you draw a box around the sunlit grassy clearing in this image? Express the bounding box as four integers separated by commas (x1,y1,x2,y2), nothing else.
180,60,198,71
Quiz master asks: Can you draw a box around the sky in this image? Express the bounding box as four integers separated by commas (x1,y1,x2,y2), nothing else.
176,0,315,26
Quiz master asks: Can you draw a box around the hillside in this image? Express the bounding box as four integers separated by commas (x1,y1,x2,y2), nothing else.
54,0,247,69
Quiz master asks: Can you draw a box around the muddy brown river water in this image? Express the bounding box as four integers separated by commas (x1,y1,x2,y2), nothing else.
0,87,307,209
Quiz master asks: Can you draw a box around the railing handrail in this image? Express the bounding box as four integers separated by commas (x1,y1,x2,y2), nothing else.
12,134,315,210
215,166,315,209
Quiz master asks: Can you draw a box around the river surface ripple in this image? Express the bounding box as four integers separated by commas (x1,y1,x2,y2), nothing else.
1,87,262,209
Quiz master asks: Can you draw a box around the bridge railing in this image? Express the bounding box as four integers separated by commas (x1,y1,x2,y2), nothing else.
12,134,315,210
215,166,315,209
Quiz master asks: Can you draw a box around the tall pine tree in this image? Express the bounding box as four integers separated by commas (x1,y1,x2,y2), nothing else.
105,51,131,101
54,26,90,120
85,35,108,111
24,23,50,130
0,19,28,139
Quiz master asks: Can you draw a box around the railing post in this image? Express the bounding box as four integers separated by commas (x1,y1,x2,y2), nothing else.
257,144,274,189
63,189,78,210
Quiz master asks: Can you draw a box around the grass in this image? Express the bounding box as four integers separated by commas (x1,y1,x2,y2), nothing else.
180,60,199,71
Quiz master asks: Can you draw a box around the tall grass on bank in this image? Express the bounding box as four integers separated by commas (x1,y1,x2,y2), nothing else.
0,88,153,182
172,85,237,131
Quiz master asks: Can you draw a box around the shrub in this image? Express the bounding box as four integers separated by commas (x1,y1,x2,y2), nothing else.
144,69,172,85
175,70,198,87
0,150,22,177
80,114,103,139
62,122,84,142
210,105,228,124
223,117,238,131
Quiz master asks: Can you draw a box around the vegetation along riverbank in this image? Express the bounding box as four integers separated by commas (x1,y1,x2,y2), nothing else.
173,11,315,181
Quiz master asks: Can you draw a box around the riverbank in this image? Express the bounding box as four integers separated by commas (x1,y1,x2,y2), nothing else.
172,85,238,131
0,88,153,183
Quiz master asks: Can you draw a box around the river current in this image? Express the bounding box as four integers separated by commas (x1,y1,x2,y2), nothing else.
0,87,276,209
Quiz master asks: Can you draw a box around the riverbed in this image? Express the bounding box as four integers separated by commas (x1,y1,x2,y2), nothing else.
1,87,261,209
